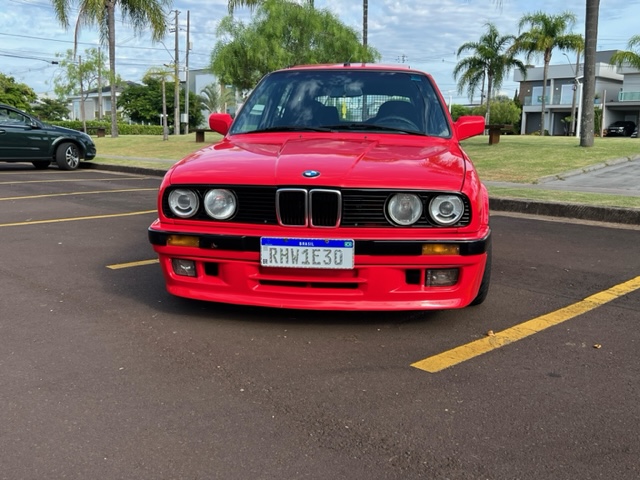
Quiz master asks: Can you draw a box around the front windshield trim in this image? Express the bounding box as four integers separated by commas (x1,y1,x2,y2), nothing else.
229,69,451,138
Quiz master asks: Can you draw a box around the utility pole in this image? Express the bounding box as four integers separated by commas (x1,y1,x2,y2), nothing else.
570,50,581,136
174,9,180,135
184,10,190,135
79,55,86,133
97,49,103,120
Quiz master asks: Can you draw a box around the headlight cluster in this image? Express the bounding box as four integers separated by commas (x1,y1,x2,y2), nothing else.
167,188,237,220
386,193,465,226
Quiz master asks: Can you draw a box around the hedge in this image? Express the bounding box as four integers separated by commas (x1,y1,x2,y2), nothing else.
52,120,164,135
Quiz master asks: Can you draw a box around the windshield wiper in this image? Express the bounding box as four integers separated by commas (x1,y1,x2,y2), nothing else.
247,125,332,134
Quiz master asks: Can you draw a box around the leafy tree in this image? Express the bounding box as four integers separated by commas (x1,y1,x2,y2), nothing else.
453,23,525,125
118,74,203,130
32,98,70,121
212,0,380,91
53,48,110,129
228,0,314,13
515,11,583,136
450,104,472,122
0,73,37,111
472,97,521,126
52,0,172,138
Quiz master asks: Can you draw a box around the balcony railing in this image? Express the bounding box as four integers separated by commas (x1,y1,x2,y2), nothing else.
523,95,573,106
618,91,640,102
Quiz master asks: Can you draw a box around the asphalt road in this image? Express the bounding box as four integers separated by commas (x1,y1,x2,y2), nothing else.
1,164,639,479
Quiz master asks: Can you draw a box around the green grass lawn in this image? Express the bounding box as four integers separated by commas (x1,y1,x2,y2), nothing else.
461,135,640,183
91,133,640,209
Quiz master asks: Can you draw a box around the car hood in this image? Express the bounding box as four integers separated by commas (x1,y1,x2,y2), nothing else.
44,123,90,138
168,134,467,191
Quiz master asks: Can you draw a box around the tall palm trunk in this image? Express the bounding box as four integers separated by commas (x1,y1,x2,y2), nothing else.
363,0,368,48
540,50,552,136
107,1,118,137
580,0,599,147
485,74,493,126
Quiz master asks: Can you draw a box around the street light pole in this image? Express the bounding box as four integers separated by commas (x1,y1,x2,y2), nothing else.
174,9,180,136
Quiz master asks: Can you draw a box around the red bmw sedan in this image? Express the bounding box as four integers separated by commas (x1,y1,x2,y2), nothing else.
148,64,490,311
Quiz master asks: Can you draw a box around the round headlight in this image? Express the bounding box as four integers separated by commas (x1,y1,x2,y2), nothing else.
168,188,199,218
204,189,237,220
429,195,464,226
387,193,423,226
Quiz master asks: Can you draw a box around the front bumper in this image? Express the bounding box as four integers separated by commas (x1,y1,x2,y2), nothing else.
148,225,491,311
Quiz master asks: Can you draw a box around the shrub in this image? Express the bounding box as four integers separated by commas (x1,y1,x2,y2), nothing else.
50,120,164,135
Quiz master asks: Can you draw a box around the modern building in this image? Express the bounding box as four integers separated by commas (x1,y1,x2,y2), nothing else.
515,50,640,136
67,83,135,122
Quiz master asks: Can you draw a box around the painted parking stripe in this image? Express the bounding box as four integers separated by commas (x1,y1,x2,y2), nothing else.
107,259,159,270
411,275,640,373
0,188,156,201
0,176,152,185
0,210,156,228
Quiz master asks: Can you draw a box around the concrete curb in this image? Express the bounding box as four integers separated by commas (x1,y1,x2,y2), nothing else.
490,197,640,225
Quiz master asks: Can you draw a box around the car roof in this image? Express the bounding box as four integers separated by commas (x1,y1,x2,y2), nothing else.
278,63,433,77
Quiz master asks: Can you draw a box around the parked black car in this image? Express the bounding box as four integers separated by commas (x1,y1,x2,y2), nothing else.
632,126,638,138
0,103,96,170
605,120,636,137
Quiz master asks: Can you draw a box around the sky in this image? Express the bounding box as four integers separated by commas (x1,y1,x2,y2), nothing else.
1,0,639,103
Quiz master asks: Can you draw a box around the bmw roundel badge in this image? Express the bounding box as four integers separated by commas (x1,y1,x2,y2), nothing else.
302,170,321,178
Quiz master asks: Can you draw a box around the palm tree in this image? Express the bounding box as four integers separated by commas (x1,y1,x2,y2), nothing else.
453,23,526,126
610,35,640,69
200,84,236,114
52,0,172,137
515,11,583,136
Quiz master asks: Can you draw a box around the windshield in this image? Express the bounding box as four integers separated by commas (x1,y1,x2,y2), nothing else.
229,69,451,137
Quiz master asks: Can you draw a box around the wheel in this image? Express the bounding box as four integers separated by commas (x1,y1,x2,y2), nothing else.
375,115,420,131
470,243,492,306
32,161,51,170
55,142,81,170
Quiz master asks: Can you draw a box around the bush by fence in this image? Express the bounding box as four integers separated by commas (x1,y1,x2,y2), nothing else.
53,120,164,135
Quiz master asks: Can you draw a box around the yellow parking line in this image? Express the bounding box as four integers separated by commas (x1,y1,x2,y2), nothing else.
107,259,159,270
0,188,156,201
0,210,156,228
0,177,151,185
411,275,640,373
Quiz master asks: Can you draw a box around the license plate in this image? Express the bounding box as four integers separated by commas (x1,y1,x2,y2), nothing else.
260,238,354,269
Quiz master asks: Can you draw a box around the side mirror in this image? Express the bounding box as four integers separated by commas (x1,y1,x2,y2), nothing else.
454,116,485,141
209,113,233,136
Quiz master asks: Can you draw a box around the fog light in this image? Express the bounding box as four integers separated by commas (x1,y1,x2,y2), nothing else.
426,268,459,286
168,235,199,247
172,258,197,277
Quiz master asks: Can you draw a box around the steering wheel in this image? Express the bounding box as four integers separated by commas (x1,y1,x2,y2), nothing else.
375,115,420,131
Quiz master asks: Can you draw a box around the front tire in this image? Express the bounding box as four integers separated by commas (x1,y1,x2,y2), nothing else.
470,244,492,306
55,142,81,170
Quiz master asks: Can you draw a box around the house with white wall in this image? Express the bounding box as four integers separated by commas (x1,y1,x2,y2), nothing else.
513,51,637,136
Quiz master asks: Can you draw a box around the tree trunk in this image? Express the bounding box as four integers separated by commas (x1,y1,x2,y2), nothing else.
540,50,551,136
362,0,368,48
107,1,119,138
580,0,600,147
485,74,493,126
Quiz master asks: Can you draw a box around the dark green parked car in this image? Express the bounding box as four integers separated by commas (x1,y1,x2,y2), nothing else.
0,103,96,170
